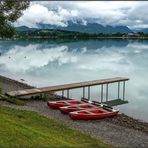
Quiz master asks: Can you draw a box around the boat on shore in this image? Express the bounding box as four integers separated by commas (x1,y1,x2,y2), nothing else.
69,106,119,120
47,97,90,109
59,100,104,114
60,103,98,114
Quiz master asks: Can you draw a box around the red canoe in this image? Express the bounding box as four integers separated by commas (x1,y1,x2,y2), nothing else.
47,97,89,109
60,103,102,114
69,106,119,120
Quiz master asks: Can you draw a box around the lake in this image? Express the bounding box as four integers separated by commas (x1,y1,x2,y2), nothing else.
0,39,148,122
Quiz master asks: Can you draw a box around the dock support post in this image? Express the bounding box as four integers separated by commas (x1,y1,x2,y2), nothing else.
123,81,125,100
118,82,120,99
106,84,108,102
88,86,90,100
62,90,64,98
44,93,47,99
40,94,42,99
67,89,69,99
83,87,85,98
101,84,103,102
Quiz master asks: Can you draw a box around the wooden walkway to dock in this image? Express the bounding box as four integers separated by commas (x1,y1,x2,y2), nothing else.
6,77,129,98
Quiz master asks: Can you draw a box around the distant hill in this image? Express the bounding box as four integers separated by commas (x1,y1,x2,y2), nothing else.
135,28,148,33
60,22,132,34
15,26,37,32
16,21,133,34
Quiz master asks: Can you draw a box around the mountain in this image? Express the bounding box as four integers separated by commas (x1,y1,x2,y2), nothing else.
15,22,133,34
36,23,55,29
15,26,37,32
58,22,132,34
135,28,148,33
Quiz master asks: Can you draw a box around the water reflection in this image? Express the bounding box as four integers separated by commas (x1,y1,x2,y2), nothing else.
0,39,148,121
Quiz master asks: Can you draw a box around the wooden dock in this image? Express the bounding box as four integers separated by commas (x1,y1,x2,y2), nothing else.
6,77,129,97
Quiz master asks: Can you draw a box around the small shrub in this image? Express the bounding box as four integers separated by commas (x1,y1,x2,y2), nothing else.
42,96,48,102
30,96,34,100
34,95,40,99
5,97,26,106
32,95,48,101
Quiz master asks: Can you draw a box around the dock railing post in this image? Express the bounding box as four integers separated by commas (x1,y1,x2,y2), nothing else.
83,87,85,98
67,89,69,99
88,86,90,100
118,82,120,99
101,84,103,102
62,90,64,98
40,93,42,99
44,93,47,99
106,83,108,102
123,81,125,101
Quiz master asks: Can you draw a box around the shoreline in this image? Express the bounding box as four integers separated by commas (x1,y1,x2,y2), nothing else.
1,36,148,41
0,100,148,147
0,74,148,147
0,74,148,133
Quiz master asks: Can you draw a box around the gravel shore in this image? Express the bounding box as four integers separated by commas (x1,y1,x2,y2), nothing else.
0,75,148,147
0,100,148,148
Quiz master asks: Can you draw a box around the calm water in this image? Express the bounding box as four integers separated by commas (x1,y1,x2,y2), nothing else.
0,39,148,122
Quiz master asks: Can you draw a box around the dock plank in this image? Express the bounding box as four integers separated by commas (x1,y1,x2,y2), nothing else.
6,77,129,97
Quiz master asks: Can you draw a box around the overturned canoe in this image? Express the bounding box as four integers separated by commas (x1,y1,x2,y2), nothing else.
69,106,119,120
47,97,89,109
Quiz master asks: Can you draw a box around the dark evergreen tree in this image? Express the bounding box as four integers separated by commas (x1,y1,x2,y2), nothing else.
0,1,30,38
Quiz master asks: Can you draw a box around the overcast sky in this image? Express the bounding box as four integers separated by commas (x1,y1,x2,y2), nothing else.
14,1,148,30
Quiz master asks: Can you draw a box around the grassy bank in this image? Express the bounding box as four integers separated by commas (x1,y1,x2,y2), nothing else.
0,106,111,148
0,94,26,106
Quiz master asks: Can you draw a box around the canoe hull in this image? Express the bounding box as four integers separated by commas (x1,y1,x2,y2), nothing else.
69,109,119,120
60,108,78,114
47,102,67,109
47,100,83,109
60,104,96,114
47,97,90,109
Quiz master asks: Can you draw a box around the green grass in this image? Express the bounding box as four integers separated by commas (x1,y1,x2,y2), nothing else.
5,97,26,105
0,94,26,106
0,106,111,148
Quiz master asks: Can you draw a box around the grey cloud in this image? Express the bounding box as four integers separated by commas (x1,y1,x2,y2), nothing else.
15,1,148,30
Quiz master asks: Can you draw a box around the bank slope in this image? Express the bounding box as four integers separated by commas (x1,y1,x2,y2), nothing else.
0,106,111,148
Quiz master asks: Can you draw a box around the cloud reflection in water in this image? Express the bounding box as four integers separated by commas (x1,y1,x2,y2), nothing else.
0,40,148,121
